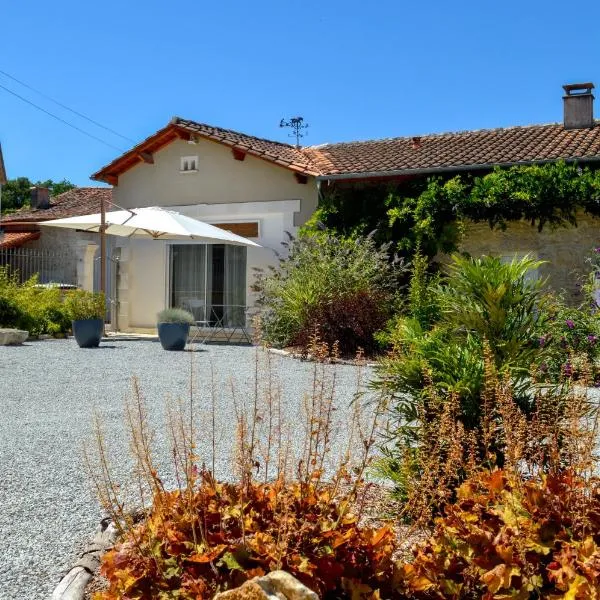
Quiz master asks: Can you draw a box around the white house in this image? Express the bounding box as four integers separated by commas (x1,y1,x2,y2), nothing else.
90,118,319,333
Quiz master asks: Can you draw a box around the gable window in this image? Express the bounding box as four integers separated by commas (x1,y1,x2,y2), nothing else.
180,156,198,173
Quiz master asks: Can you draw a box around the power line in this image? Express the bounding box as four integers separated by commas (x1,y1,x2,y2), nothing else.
0,68,136,144
0,81,125,152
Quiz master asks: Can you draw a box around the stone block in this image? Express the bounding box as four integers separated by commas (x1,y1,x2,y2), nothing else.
213,571,318,600
0,329,28,345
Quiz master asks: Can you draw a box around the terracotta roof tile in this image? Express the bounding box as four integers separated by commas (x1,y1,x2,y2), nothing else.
173,118,321,176
1,187,111,223
309,122,600,178
92,118,600,184
0,231,41,249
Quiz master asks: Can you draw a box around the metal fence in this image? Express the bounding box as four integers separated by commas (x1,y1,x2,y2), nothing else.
0,247,77,285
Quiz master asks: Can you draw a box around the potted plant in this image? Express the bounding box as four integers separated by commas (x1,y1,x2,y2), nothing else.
157,308,195,351
64,290,105,348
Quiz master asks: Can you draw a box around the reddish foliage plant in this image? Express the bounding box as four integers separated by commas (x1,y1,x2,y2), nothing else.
291,290,392,357
396,469,600,599
96,474,397,600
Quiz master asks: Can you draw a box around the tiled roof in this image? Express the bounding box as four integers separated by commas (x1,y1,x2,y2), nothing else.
308,122,600,178
173,118,320,176
1,187,111,223
92,118,600,184
92,119,320,183
0,231,41,249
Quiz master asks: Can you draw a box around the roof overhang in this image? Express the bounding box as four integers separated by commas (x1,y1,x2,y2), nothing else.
316,156,600,182
91,122,319,185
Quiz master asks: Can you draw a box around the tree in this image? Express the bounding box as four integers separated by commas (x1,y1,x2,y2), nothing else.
1,177,32,211
1,177,76,212
36,178,76,197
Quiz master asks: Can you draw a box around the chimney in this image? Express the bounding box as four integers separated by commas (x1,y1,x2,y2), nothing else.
30,186,50,210
563,82,595,129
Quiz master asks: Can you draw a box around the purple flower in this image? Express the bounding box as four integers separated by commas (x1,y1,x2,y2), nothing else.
566,319,575,329
564,362,573,377
594,247,600,253
539,336,547,347
588,335,598,344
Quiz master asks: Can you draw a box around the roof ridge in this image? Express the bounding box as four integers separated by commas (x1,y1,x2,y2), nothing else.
172,116,303,151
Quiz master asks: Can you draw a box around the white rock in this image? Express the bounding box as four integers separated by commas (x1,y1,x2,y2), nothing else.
0,329,28,345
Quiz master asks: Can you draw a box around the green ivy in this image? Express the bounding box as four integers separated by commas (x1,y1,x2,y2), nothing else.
309,161,600,261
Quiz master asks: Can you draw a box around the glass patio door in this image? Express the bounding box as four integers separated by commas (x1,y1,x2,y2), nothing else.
170,244,247,327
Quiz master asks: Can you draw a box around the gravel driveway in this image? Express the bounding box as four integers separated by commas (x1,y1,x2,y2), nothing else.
0,339,372,599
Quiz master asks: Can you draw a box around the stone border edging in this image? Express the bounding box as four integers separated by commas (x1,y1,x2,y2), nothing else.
51,519,117,600
266,346,377,367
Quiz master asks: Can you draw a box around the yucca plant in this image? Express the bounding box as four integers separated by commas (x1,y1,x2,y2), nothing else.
438,254,547,373
376,254,550,498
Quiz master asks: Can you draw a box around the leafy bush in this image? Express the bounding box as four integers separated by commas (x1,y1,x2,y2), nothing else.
291,289,392,356
157,307,195,324
253,232,403,356
98,476,397,600
63,290,105,321
0,267,71,335
0,295,25,329
537,294,600,382
398,469,600,599
314,161,600,263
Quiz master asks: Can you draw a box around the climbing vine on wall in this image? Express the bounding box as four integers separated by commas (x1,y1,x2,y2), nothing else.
306,161,600,261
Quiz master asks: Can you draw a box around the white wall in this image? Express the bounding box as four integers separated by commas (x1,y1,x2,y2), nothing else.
112,137,318,225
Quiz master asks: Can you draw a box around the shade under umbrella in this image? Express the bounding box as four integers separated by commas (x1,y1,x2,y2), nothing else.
40,206,260,247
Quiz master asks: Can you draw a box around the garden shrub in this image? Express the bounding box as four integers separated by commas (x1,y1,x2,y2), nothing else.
97,475,397,600
397,468,600,599
253,232,403,356
0,295,25,329
292,289,392,356
0,267,71,335
537,294,600,383
63,289,105,321
374,255,565,503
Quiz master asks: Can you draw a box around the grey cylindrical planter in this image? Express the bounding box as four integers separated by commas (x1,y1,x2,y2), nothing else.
72,318,103,348
157,322,190,350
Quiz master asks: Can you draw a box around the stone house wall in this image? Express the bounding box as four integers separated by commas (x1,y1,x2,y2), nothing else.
457,213,600,303
18,227,99,285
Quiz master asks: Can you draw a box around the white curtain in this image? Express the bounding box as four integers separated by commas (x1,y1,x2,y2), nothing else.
224,245,247,327
170,244,246,327
170,245,207,321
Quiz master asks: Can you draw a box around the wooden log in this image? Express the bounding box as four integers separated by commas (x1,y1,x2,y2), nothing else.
51,567,91,600
51,521,118,600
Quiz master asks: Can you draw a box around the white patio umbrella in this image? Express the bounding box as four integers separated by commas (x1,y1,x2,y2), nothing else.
40,206,260,298
39,206,261,246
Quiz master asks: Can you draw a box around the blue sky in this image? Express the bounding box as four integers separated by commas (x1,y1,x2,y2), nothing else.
1,0,600,186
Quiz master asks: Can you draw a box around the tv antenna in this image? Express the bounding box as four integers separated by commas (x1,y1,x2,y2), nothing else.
279,116,309,147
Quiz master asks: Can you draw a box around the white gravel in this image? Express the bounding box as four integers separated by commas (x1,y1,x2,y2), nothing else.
0,339,372,599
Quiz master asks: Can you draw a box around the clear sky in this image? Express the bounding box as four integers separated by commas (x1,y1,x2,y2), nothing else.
1,0,600,186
